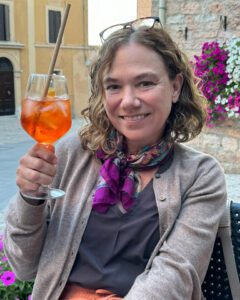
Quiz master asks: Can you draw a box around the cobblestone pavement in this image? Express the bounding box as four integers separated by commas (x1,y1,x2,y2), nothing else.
0,116,240,231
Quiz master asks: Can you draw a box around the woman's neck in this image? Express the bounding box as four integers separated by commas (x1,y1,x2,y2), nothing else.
138,167,158,190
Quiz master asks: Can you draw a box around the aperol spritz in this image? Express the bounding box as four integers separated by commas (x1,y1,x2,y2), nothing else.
21,73,72,199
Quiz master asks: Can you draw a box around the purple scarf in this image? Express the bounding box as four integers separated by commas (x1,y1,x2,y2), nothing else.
92,139,173,213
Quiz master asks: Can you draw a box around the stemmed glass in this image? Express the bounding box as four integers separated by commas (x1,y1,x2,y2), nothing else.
20,73,72,200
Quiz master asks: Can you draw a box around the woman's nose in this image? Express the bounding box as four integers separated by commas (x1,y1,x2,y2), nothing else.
121,86,140,108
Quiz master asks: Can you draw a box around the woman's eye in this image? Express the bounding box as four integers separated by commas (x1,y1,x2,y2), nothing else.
138,81,155,88
105,84,120,91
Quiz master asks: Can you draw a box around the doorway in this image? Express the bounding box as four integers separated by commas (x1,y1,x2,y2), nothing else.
0,57,15,115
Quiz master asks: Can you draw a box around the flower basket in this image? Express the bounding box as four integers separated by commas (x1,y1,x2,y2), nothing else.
193,39,240,127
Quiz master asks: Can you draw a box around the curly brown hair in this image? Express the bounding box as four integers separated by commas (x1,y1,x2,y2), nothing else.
80,26,206,154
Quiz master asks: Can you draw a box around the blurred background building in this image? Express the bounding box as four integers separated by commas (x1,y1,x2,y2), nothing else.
0,0,239,119
0,0,91,118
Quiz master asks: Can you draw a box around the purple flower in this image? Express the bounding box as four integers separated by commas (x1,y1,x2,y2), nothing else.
0,240,3,252
0,270,15,286
212,66,219,74
1,255,8,262
192,40,231,125
28,295,32,300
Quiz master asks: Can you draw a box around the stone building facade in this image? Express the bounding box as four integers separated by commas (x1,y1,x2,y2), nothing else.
0,0,96,118
151,0,240,58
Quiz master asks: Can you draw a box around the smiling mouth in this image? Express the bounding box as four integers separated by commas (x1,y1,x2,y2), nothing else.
120,113,150,121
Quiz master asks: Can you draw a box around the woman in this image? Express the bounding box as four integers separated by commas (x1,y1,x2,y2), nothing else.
4,17,227,300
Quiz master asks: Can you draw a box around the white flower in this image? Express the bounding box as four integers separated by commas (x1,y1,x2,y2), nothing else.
215,95,221,104
227,110,235,117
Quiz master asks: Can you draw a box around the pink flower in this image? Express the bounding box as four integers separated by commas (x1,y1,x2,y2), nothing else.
192,41,231,125
212,67,219,74
0,270,15,286
1,255,8,262
0,240,3,252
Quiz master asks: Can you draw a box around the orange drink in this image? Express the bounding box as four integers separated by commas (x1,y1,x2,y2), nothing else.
20,73,72,200
21,98,71,144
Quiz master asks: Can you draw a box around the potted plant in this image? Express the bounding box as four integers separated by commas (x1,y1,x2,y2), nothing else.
193,39,240,127
0,236,33,300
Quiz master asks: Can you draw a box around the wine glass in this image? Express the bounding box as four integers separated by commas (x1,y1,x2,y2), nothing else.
20,73,72,200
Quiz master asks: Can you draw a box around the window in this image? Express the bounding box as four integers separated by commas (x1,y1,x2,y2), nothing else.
53,70,61,75
0,4,10,41
48,10,61,43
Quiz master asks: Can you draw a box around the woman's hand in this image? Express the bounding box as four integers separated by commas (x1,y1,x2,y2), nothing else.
16,143,57,195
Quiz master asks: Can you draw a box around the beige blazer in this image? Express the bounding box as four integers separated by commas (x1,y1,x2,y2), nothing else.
4,133,227,300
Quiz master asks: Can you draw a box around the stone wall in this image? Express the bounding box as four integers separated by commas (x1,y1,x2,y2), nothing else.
186,121,240,174
152,0,240,58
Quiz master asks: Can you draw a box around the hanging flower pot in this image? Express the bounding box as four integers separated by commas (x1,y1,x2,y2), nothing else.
193,39,240,127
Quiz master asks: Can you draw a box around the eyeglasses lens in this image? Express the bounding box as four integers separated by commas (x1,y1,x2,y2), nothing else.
101,24,125,41
132,18,155,30
100,18,161,42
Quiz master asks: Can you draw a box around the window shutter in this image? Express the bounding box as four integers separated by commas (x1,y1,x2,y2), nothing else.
0,4,5,40
49,10,61,43
4,5,10,41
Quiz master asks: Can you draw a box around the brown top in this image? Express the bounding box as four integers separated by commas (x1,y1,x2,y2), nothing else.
69,180,159,296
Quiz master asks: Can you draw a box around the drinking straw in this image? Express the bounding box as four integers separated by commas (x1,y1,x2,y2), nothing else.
42,3,71,98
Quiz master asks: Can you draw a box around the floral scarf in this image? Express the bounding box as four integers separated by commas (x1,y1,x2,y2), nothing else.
92,137,174,213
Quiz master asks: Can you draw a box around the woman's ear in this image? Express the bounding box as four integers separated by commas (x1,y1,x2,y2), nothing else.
172,73,183,103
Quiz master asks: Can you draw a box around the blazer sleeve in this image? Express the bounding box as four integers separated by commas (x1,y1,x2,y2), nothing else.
3,133,84,282
124,154,227,300
3,194,49,281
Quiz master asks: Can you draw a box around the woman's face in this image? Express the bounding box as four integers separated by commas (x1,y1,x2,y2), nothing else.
103,42,183,154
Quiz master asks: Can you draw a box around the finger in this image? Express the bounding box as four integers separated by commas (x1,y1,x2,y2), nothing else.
29,143,57,164
16,176,40,193
19,155,57,177
16,165,55,189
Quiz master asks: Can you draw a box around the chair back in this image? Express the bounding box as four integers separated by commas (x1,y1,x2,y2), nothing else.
201,201,240,300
